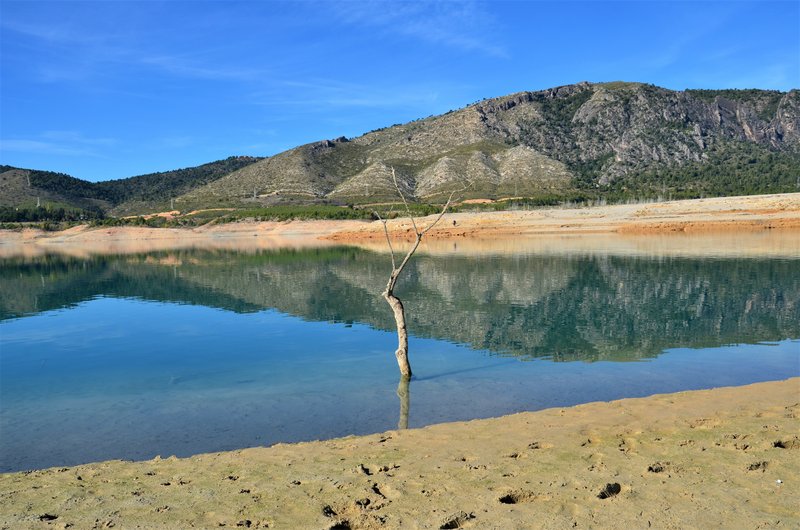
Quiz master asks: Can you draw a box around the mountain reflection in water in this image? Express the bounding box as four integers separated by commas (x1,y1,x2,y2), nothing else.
1,244,798,472
2,247,798,362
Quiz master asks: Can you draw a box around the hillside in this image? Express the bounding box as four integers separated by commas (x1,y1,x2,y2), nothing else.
179,82,800,208
0,156,262,219
0,167,109,214
3,82,799,218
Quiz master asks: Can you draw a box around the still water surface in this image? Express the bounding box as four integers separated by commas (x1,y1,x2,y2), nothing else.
1,244,798,471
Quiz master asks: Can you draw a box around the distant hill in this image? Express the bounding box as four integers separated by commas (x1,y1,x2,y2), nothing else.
0,166,107,212
178,82,800,207
0,156,263,217
97,156,264,215
3,81,799,218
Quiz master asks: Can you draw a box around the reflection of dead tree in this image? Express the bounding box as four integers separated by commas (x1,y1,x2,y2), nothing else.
374,168,458,379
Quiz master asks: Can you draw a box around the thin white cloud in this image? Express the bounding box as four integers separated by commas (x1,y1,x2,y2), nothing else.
330,0,508,58
2,10,265,84
41,131,116,146
153,136,196,149
0,18,105,45
0,139,89,156
722,62,798,90
237,142,284,152
250,77,444,110
139,55,267,81
0,132,116,157
0,139,96,157
2,17,134,83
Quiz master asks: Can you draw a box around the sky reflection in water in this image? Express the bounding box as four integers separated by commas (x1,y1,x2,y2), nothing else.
1,246,798,471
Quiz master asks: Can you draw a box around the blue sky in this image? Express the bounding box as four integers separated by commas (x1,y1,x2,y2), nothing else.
1,0,798,182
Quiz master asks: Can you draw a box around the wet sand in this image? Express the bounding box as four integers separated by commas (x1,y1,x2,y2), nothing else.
1,379,797,529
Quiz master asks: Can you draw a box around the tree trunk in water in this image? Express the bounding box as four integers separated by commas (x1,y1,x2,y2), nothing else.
396,376,409,430
374,169,460,378
383,291,411,379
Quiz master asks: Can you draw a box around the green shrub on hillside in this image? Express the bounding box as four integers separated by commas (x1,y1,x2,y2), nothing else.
608,142,799,197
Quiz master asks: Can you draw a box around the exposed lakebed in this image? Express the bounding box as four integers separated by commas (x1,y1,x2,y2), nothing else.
1,241,798,471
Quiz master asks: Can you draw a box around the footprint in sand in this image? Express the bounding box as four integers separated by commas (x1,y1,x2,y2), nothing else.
439,511,475,529
597,483,622,499
773,436,800,449
688,418,720,429
647,461,674,474
498,490,549,504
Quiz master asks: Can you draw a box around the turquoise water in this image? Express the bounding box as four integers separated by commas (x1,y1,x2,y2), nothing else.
1,246,798,471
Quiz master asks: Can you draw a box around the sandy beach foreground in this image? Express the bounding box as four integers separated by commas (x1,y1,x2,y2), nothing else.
2,379,798,529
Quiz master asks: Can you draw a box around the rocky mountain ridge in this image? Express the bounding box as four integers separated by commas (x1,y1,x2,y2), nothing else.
180,81,799,207
3,81,798,216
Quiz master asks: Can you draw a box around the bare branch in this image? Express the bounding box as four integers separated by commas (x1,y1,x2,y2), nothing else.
419,179,472,235
420,188,457,236
386,232,423,294
373,210,396,270
390,167,419,236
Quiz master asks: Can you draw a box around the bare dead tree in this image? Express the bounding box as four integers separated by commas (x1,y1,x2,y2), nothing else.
374,168,458,379
397,376,409,429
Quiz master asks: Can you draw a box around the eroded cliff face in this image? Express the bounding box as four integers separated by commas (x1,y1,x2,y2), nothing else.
488,83,798,183
179,82,799,206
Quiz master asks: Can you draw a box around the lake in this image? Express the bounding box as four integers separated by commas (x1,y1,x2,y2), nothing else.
1,238,798,472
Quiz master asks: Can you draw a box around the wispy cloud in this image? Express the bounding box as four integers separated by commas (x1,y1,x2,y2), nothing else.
2,11,264,84
722,61,799,90
151,136,196,149
0,140,93,157
330,0,508,58
636,11,735,72
139,55,267,81
0,18,105,45
250,78,444,110
0,132,116,157
3,19,128,83
40,131,116,146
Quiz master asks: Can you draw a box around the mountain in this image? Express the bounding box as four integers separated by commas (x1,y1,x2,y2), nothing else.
3,82,799,218
0,156,263,218
178,81,800,207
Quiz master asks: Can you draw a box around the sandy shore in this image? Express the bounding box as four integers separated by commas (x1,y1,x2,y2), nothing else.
0,219,355,259
1,379,797,529
1,193,800,259
327,192,800,243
